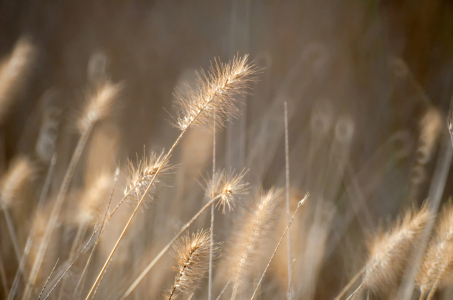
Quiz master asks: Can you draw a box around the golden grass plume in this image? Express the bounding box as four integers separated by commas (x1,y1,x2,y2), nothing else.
228,187,284,299
0,156,35,208
365,204,431,292
77,80,123,133
174,55,256,131
417,202,453,296
167,229,213,299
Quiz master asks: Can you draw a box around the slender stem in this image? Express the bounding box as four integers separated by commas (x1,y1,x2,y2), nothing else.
88,90,227,299
334,265,367,300
23,128,92,300
426,268,444,300
8,155,56,300
419,290,427,300
168,265,186,300
57,224,87,300
121,195,221,299
86,129,186,300
284,101,291,299
74,170,118,294
209,112,216,300
43,228,97,300
216,279,231,300
250,196,307,300
346,281,364,300
0,252,8,298
37,259,59,300
2,208,21,263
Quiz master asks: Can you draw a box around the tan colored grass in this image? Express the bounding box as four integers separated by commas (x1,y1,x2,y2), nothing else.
0,37,35,123
228,187,284,300
77,80,123,133
365,204,431,292
167,230,213,299
86,55,256,300
417,202,453,299
0,156,35,208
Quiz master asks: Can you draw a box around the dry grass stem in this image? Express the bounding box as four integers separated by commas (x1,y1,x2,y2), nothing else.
87,55,255,299
24,79,120,300
121,169,248,299
250,195,308,300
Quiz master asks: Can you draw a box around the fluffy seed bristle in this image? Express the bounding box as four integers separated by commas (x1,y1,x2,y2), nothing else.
417,202,453,295
174,55,256,131
229,187,283,299
365,204,430,292
76,172,113,226
78,80,123,133
0,156,35,208
205,169,249,214
167,229,212,299
125,151,171,207
0,37,35,123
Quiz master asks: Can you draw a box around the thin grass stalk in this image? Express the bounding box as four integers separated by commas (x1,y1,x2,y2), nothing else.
8,155,57,300
1,207,21,263
37,259,59,300
396,135,452,300
334,266,367,300
87,55,254,299
0,253,8,298
209,112,216,300
346,282,365,300
86,129,185,300
120,194,222,299
216,279,231,300
419,290,427,300
284,101,291,299
426,272,443,300
75,168,119,294
43,228,97,300
23,128,92,300
56,224,87,300
250,195,307,300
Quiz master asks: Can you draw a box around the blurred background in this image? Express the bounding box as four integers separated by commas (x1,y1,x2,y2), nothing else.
0,0,453,299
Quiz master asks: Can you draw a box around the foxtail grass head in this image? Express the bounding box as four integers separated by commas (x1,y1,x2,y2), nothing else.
0,156,35,209
167,229,213,299
78,80,123,133
365,204,430,292
125,151,172,207
174,55,256,132
204,169,249,213
417,202,453,295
